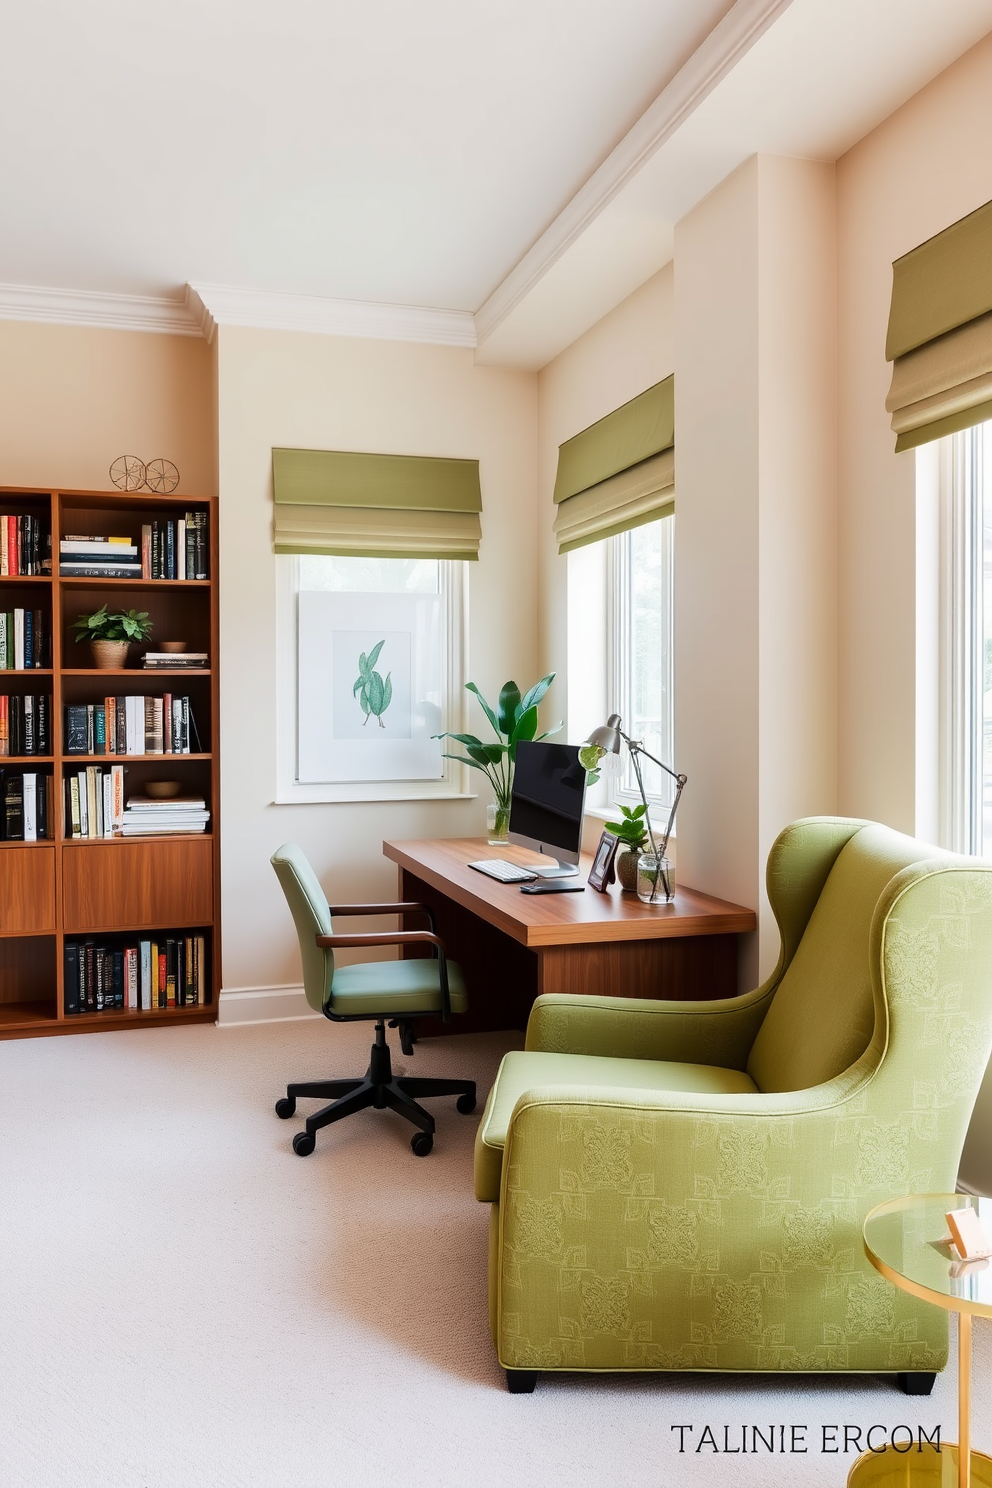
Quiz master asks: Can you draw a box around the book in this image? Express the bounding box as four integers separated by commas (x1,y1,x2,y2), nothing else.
3,772,23,840
65,704,87,753
64,945,80,1015
22,772,36,841
140,941,152,1011
60,540,137,555
58,562,142,578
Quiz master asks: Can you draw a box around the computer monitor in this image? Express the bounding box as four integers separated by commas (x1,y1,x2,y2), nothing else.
508,739,587,877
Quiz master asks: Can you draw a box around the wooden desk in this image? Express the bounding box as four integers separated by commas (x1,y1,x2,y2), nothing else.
383,837,756,1036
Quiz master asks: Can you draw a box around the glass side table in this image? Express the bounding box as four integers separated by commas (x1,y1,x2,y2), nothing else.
854,1194,992,1488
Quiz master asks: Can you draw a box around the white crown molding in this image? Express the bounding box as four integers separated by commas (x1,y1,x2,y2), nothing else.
0,282,203,336
474,0,795,345
186,283,477,348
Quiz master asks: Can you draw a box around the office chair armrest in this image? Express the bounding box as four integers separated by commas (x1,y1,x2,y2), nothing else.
326,900,432,918
315,929,445,951
314,929,453,1023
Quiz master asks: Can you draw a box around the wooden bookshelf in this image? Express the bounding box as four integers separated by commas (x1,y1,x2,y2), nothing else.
0,486,220,1038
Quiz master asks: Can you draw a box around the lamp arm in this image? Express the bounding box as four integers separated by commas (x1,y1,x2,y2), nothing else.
620,730,687,862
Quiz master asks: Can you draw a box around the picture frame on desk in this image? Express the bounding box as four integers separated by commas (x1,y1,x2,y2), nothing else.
587,829,620,892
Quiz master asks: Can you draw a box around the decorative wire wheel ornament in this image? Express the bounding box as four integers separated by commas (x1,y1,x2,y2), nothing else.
109,455,146,491
144,458,180,494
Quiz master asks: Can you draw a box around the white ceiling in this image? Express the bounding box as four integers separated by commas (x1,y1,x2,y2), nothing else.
0,0,990,364
0,0,734,307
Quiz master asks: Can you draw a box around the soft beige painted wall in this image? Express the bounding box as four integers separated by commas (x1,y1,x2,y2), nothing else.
675,155,838,983
0,320,215,494
836,29,992,830
215,327,538,993
535,265,675,841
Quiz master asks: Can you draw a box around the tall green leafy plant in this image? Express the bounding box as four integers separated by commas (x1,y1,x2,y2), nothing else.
435,674,560,825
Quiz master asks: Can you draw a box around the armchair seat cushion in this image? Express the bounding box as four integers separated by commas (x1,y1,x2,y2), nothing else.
329,958,468,1016
474,1049,757,1202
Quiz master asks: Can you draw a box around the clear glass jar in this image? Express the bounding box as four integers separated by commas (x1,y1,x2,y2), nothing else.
486,801,510,845
636,852,674,904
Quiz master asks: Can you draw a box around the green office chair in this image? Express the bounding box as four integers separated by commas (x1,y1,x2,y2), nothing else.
271,842,476,1156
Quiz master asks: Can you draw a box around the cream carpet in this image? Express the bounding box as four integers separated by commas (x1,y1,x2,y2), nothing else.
1,1017,989,1488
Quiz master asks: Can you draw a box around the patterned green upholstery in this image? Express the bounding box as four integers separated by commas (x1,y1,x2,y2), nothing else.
475,817,992,1376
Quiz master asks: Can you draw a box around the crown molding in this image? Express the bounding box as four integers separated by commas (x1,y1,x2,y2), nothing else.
186,283,477,348
474,0,794,345
0,282,202,336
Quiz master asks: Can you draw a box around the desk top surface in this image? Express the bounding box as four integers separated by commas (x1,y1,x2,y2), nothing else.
382,837,757,948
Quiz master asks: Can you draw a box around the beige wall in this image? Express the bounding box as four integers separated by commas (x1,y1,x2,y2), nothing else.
674,155,838,982
836,30,992,829
215,327,538,994
0,320,215,494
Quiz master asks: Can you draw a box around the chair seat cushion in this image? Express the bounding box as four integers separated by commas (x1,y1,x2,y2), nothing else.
474,1050,757,1202
329,957,468,1016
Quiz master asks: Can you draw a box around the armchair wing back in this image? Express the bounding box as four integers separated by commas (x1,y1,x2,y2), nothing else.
477,818,992,1382
270,842,334,1013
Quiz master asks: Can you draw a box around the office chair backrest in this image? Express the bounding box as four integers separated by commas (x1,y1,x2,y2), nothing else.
747,821,950,1094
271,843,334,1013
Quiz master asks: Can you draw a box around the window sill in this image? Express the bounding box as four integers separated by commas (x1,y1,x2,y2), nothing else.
273,786,477,806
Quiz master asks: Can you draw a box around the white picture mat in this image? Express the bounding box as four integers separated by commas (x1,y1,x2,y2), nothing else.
297,590,444,782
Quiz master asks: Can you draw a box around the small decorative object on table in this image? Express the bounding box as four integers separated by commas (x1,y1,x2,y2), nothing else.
435,673,560,841
587,830,620,892
636,852,674,904
604,803,649,892
71,605,153,670
583,714,686,907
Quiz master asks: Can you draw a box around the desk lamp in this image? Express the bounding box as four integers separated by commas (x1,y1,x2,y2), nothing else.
584,714,686,901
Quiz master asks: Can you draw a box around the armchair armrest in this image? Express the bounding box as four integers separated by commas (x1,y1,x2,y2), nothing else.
525,986,776,1071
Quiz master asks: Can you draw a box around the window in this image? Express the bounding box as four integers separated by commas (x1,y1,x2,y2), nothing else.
937,420,992,853
275,554,468,804
568,512,676,820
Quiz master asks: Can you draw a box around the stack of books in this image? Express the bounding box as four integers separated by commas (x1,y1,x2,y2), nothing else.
0,694,51,755
120,793,210,836
0,608,50,669
64,696,201,755
1,770,52,839
141,651,208,671
59,534,141,579
64,933,207,1013
0,513,50,575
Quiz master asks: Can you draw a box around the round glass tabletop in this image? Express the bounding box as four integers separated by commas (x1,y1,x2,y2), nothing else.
863,1194,992,1319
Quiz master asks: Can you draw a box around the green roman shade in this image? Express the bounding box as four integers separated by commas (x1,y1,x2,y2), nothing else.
885,198,992,452
272,447,482,560
552,376,674,554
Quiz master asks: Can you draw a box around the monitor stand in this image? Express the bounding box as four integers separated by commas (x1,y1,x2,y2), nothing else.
531,857,580,879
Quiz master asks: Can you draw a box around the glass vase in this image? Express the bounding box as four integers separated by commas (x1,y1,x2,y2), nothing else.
636,852,675,904
486,801,510,845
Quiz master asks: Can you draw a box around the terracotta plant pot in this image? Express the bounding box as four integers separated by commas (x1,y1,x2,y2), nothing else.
616,848,642,893
90,639,129,669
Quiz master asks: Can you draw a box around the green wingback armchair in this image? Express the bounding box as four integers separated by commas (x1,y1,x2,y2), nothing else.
474,818,992,1392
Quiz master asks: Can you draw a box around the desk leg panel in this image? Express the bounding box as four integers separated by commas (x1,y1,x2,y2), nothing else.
536,935,737,1001
399,871,536,1036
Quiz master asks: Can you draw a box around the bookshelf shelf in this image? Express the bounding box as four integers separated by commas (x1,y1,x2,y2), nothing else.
0,485,220,1038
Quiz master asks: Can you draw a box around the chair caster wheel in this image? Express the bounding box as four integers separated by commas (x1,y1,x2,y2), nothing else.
292,1131,316,1156
275,1097,296,1119
411,1132,433,1156
456,1093,477,1114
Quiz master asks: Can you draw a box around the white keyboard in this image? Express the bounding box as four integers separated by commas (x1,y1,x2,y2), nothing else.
468,858,538,883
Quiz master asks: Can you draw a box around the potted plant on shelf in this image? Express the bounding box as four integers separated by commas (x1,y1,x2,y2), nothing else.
605,803,650,892
72,605,153,669
435,675,560,843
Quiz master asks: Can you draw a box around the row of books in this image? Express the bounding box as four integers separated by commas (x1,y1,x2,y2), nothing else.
0,608,49,670
57,517,209,580
0,514,50,576
64,934,208,1013
1,770,52,840
63,767,211,838
65,696,202,756
0,694,50,756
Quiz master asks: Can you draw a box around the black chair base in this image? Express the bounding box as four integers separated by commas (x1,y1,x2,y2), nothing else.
276,1021,476,1156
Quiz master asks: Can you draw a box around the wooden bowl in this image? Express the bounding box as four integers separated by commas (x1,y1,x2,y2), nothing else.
144,780,182,798
158,641,187,653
